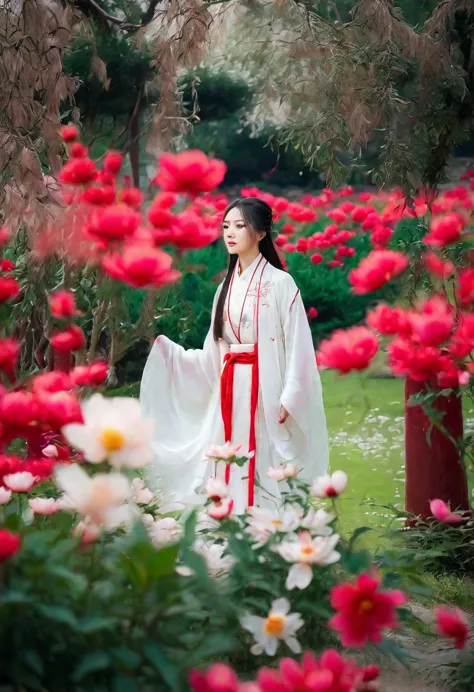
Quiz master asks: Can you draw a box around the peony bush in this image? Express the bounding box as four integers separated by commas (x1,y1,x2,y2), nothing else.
0,129,473,689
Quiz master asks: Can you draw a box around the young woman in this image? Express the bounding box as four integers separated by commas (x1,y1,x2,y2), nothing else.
140,197,328,513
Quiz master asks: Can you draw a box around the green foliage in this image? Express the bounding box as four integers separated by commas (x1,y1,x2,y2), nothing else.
179,68,254,121
63,31,153,122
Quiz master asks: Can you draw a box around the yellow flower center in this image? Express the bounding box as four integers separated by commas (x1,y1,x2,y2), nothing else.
359,599,374,613
271,519,282,526
264,614,285,636
100,428,125,452
301,545,314,556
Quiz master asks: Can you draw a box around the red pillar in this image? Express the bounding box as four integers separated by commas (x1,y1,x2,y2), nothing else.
405,377,470,520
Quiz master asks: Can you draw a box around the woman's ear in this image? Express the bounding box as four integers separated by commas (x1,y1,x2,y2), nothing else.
258,232,266,242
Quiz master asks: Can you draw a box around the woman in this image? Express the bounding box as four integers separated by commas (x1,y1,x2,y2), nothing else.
140,198,328,513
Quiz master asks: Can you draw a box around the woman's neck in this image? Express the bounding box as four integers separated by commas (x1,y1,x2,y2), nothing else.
238,248,261,273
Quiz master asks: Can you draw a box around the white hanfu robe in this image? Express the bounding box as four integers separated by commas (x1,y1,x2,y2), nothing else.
140,253,329,513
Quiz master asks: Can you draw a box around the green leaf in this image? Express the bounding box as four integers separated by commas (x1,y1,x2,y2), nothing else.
36,604,78,629
23,649,44,676
349,526,372,547
181,509,197,551
112,674,138,692
111,647,141,671
143,640,180,691
185,632,237,666
77,615,118,633
72,652,111,682
45,564,88,594
0,591,34,605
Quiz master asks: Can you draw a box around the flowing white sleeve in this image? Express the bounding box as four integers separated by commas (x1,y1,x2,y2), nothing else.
280,280,329,482
140,287,223,497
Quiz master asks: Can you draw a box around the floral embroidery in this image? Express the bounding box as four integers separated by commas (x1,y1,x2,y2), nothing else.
248,280,272,308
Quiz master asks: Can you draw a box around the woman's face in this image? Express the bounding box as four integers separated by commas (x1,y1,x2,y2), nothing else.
223,207,264,256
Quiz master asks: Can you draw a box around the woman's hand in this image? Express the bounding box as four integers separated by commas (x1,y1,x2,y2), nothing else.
279,405,289,424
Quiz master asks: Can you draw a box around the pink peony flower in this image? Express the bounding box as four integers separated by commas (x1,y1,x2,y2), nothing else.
311,471,348,498
267,464,298,482
208,497,233,520
4,471,39,492
29,497,59,515
429,499,463,525
205,477,229,501
206,442,244,461
0,486,12,504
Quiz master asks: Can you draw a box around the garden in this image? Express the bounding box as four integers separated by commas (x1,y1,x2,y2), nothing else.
2,0,474,690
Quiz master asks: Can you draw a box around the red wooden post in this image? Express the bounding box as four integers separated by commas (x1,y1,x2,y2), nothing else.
405,377,470,520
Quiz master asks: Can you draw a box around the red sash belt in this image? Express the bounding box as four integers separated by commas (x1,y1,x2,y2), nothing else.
220,345,259,507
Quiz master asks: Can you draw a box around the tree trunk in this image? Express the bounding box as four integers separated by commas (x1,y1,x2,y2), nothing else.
405,376,470,520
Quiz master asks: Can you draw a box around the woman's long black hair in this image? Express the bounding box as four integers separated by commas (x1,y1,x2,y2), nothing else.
213,197,285,341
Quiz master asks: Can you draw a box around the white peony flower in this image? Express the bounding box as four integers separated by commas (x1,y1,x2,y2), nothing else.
241,598,303,656
276,531,340,590
311,471,348,499
62,393,154,468
131,477,155,506
148,517,181,548
301,508,335,535
29,497,59,515
0,486,12,504
72,520,101,545
245,505,303,545
4,471,38,492
197,541,235,577
267,464,298,482
55,463,133,529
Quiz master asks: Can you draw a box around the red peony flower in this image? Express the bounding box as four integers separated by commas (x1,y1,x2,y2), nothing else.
449,314,474,359
0,276,20,303
87,204,140,244
60,125,79,142
118,187,144,209
310,253,323,265
50,325,86,353
329,573,407,647
0,529,21,563
153,150,226,196
70,142,88,159
59,157,96,185
388,337,445,381
36,390,83,428
307,307,318,320
82,185,116,207
408,296,454,347
326,208,348,224
71,362,109,387
49,290,81,319
458,268,474,304
189,664,239,692
0,258,15,272
371,225,393,248
318,327,378,374
102,243,180,289
103,152,124,175
349,250,408,295
423,213,465,247
32,371,72,395
257,649,380,692
0,391,38,426
424,252,455,280
0,338,20,381
435,607,469,649
366,303,410,336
